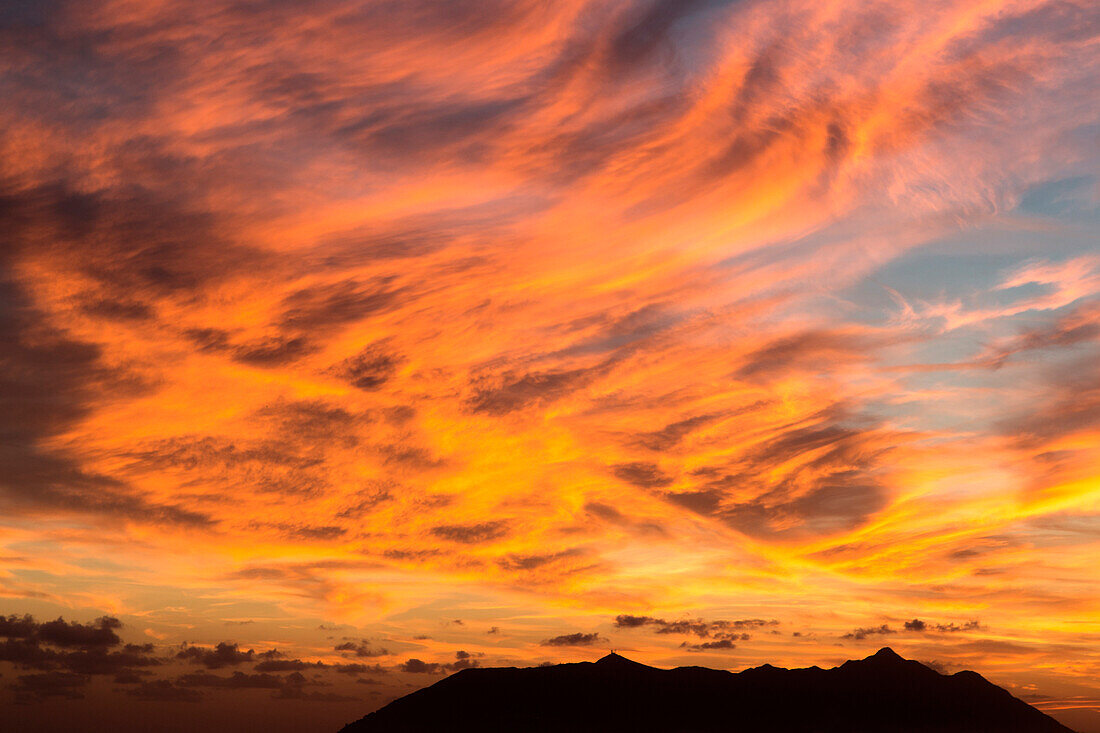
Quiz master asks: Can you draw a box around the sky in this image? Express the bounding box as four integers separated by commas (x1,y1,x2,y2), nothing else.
0,0,1098,731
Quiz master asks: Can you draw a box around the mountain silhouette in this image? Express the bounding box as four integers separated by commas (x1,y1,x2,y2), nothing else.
340,647,1074,732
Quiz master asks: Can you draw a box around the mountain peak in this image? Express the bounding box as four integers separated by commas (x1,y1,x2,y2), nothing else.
594,652,649,669
834,646,921,673
870,647,903,661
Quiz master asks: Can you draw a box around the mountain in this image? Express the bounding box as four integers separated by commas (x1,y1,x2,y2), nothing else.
340,647,1074,732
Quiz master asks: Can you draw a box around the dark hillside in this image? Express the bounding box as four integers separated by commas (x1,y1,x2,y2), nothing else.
341,647,1074,733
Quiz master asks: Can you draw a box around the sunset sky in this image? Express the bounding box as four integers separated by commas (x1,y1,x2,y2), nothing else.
1,0,1099,731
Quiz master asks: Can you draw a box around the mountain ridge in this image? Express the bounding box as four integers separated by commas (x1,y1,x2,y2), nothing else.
340,647,1075,733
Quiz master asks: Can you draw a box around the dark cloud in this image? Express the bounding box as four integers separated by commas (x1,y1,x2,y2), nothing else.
904,619,982,633
717,475,886,539
612,462,674,488
0,232,208,526
184,327,232,354
335,640,390,658
176,671,285,688
361,95,529,162
0,178,270,301
733,331,881,381
355,677,384,686
680,639,736,651
278,278,401,333
35,616,121,648
699,122,787,185
381,548,441,562
446,650,481,671
253,399,362,444
126,435,329,498
584,502,628,523
333,663,387,676
252,523,348,542
127,434,321,471
231,567,289,581
665,489,723,514
397,658,442,674
430,521,509,544
497,549,586,571
606,0,733,70
56,646,161,676
330,343,403,390
336,485,395,519
1006,355,1100,449
396,651,481,675
920,659,952,675
981,311,1100,370
310,221,452,268
0,638,54,669
843,624,896,640
686,35,894,193
613,615,777,638
273,689,360,702
176,642,254,669
12,671,88,701
554,303,677,358
583,501,667,536
79,296,154,321
253,659,326,672
233,335,319,367
666,409,893,539
0,614,159,678
612,614,651,628
650,620,721,637
466,365,604,415
113,671,148,684
538,90,690,189
126,679,203,703
0,0,65,29
289,32,535,160
383,405,417,425
184,328,318,368
377,443,445,470
0,614,37,639
272,671,359,701
540,632,606,647
632,412,725,452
